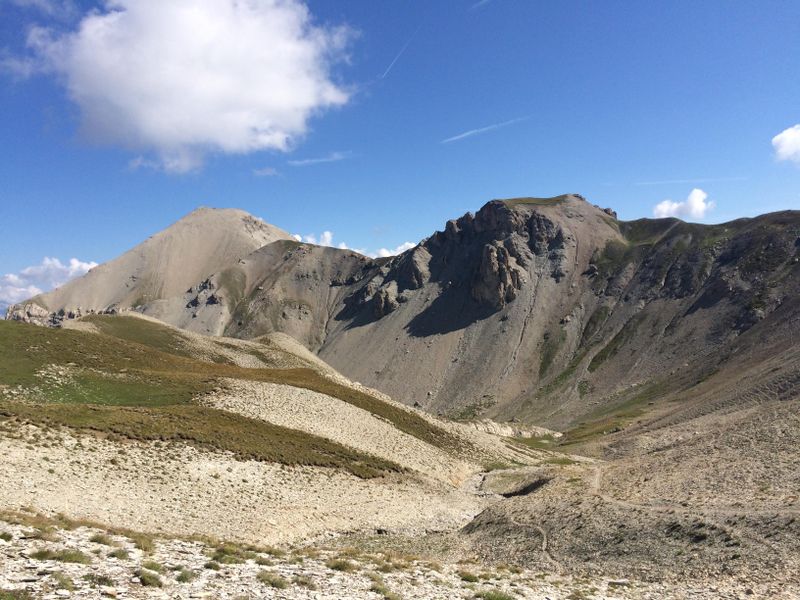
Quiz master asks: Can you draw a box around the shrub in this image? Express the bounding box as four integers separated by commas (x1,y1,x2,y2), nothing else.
82,573,115,587
176,569,194,583
369,575,402,600
204,561,220,570
458,570,479,583
136,569,162,587
262,545,286,558
128,534,154,553
0,590,33,600
256,571,288,589
0,532,12,542
108,548,129,560
475,591,516,600
51,572,74,591
141,560,163,573
325,558,356,572
293,575,317,589
89,533,115,546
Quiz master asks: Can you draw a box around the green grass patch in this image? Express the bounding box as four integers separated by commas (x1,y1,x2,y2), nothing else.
141,560,163,573
562,380,668,446
539,330,565,378
30,548,91,564
512,434,557,450
0,317,470,461
543,456,578,466
325,558,356,572
581,305,610,345
256,571,288,588
458,570,479,583
85,315,195,358
88,533,116,546
176,569,194,583
503,195,569,207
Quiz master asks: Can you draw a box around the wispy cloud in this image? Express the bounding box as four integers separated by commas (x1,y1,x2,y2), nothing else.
634,176,747,186
287,151,351,167
470,0,493,10
441,116,528,144
253,166,279,177
381,25,422,79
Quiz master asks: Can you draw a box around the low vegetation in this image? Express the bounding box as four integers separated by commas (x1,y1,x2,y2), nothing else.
30,548,91,564
256,570,288,589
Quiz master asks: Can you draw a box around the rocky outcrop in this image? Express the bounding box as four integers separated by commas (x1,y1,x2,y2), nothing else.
5,302,54,326
471,241,525,309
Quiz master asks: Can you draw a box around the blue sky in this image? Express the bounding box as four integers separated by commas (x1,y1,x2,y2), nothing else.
1,0,799,307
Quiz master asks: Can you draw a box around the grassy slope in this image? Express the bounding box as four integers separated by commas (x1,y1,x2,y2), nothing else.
0,319,403,478
0,316,468,474
87,316,468,454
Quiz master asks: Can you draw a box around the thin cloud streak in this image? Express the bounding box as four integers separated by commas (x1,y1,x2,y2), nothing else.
381,25,422,79
470,0,493,10
287,151,351,167
441,116,528,144
634,176,748,186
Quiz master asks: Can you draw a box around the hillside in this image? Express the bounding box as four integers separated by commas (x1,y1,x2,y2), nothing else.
9,195,800,434
0,314,539,545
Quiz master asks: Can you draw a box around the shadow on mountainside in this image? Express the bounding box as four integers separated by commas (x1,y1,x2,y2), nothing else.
405,285,497,337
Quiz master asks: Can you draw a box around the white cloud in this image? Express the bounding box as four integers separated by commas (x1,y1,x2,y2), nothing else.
297,231,414,257
287,151,350,167
375,242,416,258
653,188,715,220
1,257,97,315
21,0,352,172
772,124,800,165
253,166,280,177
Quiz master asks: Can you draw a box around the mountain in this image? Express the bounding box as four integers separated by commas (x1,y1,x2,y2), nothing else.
9,195,800,433
7,207,292,325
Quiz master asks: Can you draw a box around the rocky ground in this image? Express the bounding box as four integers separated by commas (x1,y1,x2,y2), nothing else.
0,512,779,600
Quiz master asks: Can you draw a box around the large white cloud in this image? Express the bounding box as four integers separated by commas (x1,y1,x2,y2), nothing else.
772,124,800,165
653,188,715,220
0,257,97,315
24,0,351,172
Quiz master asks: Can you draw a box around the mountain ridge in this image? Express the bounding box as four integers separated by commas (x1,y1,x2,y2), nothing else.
8,195,800,431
